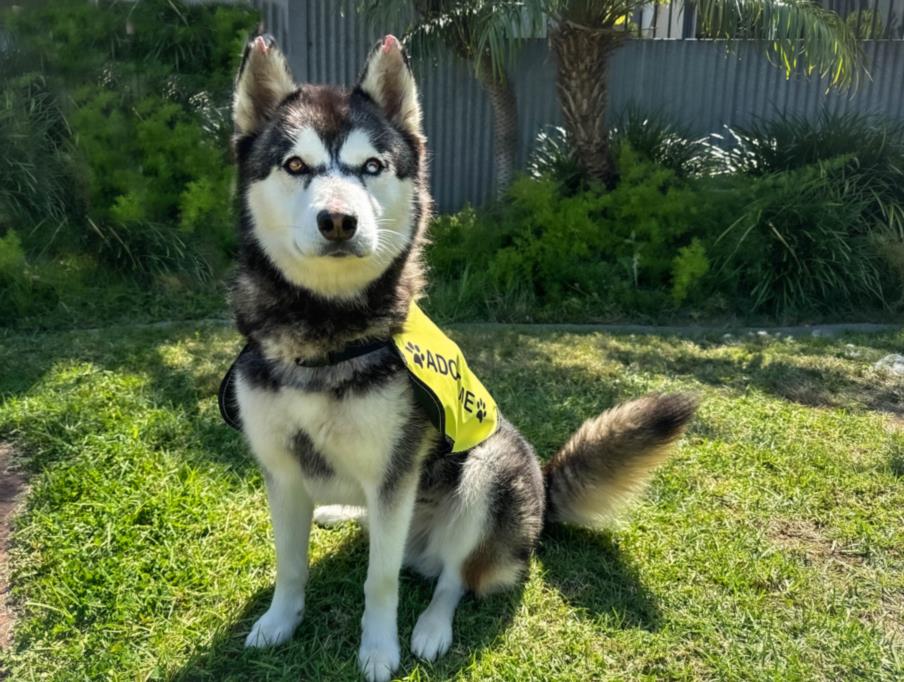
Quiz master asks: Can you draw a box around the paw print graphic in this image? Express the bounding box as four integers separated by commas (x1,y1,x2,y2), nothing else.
405,341,424,368
475,398,487,423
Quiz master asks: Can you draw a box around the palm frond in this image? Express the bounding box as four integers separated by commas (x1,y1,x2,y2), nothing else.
359,0,547,78
692,0,865,89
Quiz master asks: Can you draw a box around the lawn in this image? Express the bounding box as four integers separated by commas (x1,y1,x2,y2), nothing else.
0,321,902,680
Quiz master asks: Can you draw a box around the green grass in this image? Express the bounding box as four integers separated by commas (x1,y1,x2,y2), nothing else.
1,322,902,680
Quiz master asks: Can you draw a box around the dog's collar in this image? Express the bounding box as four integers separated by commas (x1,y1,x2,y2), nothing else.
217,338,392,430
294,339,392,367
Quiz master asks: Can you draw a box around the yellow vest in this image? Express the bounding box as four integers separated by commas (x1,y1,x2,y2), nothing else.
219,303,499,453
393,303,498,453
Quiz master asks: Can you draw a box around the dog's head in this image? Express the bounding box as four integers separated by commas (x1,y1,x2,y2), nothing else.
232,34,426,300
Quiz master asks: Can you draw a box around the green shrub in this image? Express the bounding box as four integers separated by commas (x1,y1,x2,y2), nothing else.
70,91,235,277
715,112,904,248
4,0,252,93
1,0,257,287
716,111,904,178
610,107,712,178
0,70,84,250
708,112,904,314
712,159,889,314
0,230,61,321
671,239,710,304
594,144,707,289
429,115,904,322
528,110,712,192
526,126,585,192
0,230,27,285
428,144,726,321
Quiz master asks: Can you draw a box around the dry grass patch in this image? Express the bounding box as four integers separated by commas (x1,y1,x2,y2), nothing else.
768,519,867,571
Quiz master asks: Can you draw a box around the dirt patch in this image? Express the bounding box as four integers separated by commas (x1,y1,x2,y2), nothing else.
0,442,27,651
769,519,867,570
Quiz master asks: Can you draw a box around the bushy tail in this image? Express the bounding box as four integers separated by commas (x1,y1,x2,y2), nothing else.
543,393,698,527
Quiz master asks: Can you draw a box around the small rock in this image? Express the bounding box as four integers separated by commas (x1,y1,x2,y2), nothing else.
875,354,904,376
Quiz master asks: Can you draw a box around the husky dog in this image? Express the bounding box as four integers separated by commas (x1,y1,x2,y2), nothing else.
229,34,697,681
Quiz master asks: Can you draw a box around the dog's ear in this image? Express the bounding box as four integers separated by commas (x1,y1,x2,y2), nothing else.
357,35,422,135
233,34,295,136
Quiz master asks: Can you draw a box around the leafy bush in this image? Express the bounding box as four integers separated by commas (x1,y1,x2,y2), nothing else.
1,0,257,298
714,111,904,175
0,69,84,251
0,230,31,318
0,230,77,322
712,159,886,313
722,112,904,239
671,239,710,304
709,112,904,314
528,110,712,192
70,91,234,277
610,107,713,178
526,126,585,192
429,144,727,321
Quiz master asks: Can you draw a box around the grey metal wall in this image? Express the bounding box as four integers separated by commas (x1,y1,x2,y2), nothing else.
257,0,904,211
609,40,904,135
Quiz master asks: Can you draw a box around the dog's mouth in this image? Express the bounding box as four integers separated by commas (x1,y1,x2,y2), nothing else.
319,243,368,259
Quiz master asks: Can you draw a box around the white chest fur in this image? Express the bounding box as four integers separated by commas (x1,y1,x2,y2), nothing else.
235,372,413,502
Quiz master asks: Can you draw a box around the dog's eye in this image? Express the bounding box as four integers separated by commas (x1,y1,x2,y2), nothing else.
284,156,310,176
362,158,384,176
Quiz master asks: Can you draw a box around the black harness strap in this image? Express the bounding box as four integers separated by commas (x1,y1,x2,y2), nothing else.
294,339,392,367
218,344,250,431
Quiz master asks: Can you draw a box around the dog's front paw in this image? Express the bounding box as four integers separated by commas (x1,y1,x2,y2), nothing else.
244,605,303,648
358,635,400,682
410,610,453,661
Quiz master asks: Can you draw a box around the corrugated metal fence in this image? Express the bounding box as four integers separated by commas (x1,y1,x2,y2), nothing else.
255,0,904,211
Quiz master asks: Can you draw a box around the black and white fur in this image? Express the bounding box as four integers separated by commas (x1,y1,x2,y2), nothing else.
229,34,697,682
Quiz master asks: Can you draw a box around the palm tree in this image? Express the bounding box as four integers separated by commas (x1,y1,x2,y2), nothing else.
539,0,865,183
362,1,538,197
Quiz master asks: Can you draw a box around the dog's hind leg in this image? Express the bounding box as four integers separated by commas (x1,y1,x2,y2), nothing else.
409,454,490,661
410,566,465,661
313,504,367,528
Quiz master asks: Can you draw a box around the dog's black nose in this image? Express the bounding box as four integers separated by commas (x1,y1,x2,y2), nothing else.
317,210,357,242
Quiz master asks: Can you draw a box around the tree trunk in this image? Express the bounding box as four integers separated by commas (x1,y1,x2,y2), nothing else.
548,20,623,185
474,54,519,199
412,0,520,199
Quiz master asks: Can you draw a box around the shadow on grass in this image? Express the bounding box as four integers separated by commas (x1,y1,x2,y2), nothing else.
171,529,527,681
601,337,904,418
0,322,253,475
538,525,661,631
3,324,673,677
171,526,657,680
